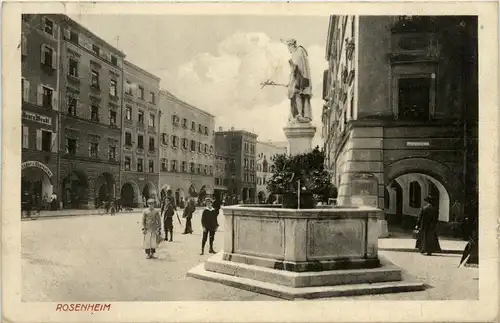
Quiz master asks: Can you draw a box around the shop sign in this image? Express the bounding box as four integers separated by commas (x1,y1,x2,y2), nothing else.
406,141,430,147
21,161,53,177
22,111,52,126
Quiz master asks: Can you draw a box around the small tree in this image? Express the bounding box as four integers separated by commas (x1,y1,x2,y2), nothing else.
266,146,336,208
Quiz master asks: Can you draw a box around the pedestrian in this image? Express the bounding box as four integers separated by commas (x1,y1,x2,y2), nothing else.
182,198,196,234
415,195,442,255
179,197,185,209
200,196,219,255
142,198,162,259
161,190,176,242
50,192,58,210
213,195,222,216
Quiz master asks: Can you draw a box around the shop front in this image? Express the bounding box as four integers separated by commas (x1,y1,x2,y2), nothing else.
21,160,57,209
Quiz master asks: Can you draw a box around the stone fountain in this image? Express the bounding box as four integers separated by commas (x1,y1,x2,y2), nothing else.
187,39,425,299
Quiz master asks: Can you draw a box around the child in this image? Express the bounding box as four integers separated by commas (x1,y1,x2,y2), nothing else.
142,198,161,259
200,196,219,255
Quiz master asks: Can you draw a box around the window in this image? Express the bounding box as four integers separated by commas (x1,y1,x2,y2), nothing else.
125,105,132,120
182,138,188,150
111,55,118,66
138,85,144,99
209,145,213,155
126,81,133,95
124,157,131,171
397,77,432,121
69,58,79,77
68,96,77,116
161,158,167,171
197,164,201,174
198,142,202,153
90,142,99,158
70,30,79,43
263,160,268,172
91,70,100,88
110,79,117,97
181,161,187,172
41,45,54,67
90,105,99,122
108,146,116,161
149,113,155,127
138,111,144,124
190,162,195,173
172,135,178,148
198,124,203,133
137,158,144,172
92,44,100,57
161,133,168,145
209,166,213,175
409,181,422,208
149,160,154,173
22,126,29,149
22,78,30,102
172,114,179,125
66,137,77,155
204,126,208,135
43,17,54,36
190,140,196,152
204,144,208,154
182,118,188,128
171,160,177,172
137,135,144,149
109,110,117,126
42,86,53,108
191,121,196,131
125,132,132,146
149,137,155,151
150,92,155,104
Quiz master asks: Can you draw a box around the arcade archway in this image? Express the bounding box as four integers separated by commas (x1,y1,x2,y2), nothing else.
21,166,54,208
188,184,198,197
120,181,140,207
95,172,115,207
142,182,158,204
62,170,88,209
258,191,267,203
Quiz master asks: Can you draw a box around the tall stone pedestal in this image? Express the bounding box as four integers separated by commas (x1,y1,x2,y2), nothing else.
283,121,316,155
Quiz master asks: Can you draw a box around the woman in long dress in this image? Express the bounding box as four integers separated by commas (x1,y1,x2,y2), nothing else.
142,198,162,259
415,196,442,255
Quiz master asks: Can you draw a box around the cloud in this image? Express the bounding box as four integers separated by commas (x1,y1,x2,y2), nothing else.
164,31,327,143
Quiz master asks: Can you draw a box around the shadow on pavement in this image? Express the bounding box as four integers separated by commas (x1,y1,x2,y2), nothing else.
380,247,463,255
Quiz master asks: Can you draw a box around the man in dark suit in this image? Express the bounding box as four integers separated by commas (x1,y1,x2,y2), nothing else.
161,190,177,242
200,196,219,255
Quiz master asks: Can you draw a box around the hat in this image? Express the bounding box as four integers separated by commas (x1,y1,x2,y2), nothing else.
204,196,214,203
424,195,435,204
147,198,155,204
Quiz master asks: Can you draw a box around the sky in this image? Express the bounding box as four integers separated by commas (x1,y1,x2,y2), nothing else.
70,14,329,145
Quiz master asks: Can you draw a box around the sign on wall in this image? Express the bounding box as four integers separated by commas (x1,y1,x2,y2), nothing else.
350,173,378,207
22,111,52,126
21,161,53,177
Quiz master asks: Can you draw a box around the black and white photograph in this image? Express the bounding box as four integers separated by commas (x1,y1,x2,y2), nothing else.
2,2,498,322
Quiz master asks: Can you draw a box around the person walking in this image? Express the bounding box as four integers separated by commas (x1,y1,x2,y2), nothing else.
142,198,162,259
182,198,196,234
415,195,442,255
200,196,219,255
161,190,177,242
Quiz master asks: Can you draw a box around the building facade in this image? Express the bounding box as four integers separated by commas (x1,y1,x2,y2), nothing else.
255,141,287,203
120,61,161,207
214,127,230,201
158,90,215,205
322,16,478,229
214,129,258,204
57,15,126,209
21,14,62,207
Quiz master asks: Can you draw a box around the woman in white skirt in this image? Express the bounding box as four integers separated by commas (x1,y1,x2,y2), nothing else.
142,198,162,259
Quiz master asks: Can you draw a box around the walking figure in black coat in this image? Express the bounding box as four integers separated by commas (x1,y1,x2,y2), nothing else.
200,196,219,255
415,195,442,255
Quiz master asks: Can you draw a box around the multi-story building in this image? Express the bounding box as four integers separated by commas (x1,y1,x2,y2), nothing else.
214,127,230,202
322,16,478,232
21,14,62,207
120,61,161,207
56,15,126,209
214,129,258,204
158,90,215,205
255,141,287,203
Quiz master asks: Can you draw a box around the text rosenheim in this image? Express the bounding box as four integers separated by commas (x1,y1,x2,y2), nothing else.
56,304,111,312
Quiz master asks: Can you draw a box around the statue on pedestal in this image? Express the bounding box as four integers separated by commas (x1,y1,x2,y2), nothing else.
260,38,313,124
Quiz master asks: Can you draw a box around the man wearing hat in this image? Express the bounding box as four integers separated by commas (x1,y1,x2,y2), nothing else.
415,195,442,255
142,198,162,259
161,190,177,242
200,196,219,255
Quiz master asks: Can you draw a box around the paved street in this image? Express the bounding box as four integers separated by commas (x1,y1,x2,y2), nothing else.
22,211,478,301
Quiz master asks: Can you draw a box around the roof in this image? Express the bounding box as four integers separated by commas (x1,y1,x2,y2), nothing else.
215,130,258,138
159,89,215,118
124,60,161,82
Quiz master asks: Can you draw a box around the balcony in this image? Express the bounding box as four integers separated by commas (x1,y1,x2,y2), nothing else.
67,73,80,85
109,94,119,102
90,84,101,92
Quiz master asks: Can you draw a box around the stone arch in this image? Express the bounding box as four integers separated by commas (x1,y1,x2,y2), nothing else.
258,191,267,203
62,169,89,209
94,172,116,207
142,182,158,202
160,184,171,200
120,181,140,207
385,158,464,221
